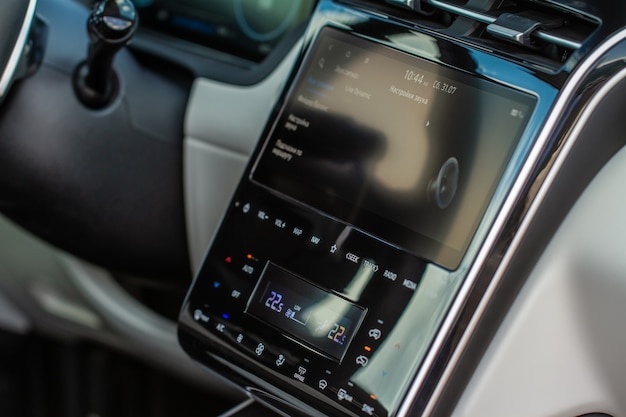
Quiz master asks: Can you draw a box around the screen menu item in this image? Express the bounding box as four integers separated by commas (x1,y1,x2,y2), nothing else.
252,27,537,269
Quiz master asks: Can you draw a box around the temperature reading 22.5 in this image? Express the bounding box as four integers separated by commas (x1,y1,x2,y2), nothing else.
265,291,284,313
327,323,347,345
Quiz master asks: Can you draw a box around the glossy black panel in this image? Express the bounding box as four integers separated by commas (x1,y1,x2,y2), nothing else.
252,27,536,270
183,182,423,417
179,2,560,416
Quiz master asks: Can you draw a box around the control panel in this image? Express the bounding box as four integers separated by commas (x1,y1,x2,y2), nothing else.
183,184,425,417
179,23,540,417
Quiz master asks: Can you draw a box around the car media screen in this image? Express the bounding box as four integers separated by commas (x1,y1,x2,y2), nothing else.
246,263,366,362
251,27,537,269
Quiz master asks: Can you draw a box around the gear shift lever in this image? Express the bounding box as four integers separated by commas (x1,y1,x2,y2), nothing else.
74,0,138,109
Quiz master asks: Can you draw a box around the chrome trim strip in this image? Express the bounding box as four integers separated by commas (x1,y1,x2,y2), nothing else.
427,0,495,24
410,27,626,417
0,0,38,99
535,31,582,50
428,0,584,50
218,399,256,417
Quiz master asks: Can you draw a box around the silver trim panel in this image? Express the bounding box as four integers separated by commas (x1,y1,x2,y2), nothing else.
416,27,626,417
0,0,38,99
427,0,584,50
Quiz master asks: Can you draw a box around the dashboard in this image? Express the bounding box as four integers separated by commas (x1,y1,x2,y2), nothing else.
176,1,619,416
2,0,626,417
177,1,557,413
131,0,315,62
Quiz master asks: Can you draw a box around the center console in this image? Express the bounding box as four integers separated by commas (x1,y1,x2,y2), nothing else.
178,2,556,416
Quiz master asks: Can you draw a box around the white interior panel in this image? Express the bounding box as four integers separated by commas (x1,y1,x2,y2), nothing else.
184,42,303,153
183,42,303,271
184,138,248,272
453,145,626,417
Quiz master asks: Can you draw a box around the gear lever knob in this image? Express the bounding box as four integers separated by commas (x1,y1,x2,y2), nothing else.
74,0,138,109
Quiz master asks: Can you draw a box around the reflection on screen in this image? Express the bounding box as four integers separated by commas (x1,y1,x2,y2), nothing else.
252,28,537,269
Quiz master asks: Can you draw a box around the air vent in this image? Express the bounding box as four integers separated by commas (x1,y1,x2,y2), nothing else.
342,0,600,68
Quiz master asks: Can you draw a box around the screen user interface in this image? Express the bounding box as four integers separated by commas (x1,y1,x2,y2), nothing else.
252,28,537,269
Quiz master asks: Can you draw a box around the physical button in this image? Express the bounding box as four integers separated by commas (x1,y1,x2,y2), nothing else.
318,379,328,390
355,355,369,367
193,309,210,323
275,354,286,367
257,210,270,221
293,366,307,383
337,388,354,403
368,328,382,340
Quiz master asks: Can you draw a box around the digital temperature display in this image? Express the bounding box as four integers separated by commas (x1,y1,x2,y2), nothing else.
246,262,366,362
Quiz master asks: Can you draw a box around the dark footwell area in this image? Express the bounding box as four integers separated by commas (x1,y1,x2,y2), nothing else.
0,331,236,417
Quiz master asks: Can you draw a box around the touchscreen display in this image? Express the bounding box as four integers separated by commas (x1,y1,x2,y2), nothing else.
252,28,537,269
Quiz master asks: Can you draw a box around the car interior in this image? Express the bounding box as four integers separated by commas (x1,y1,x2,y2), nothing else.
1,0,626,416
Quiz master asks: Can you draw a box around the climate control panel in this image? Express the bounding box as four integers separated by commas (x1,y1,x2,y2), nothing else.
180,184,426,417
